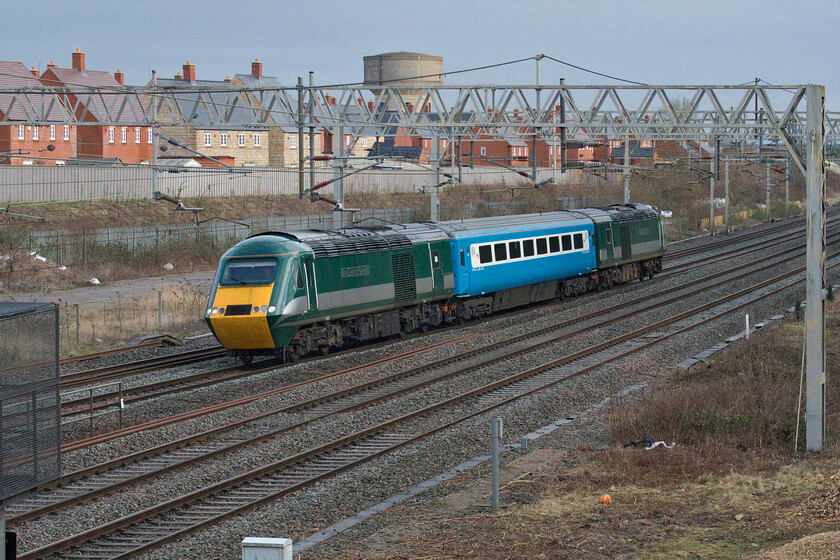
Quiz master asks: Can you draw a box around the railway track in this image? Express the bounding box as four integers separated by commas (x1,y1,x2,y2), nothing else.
18,234,835,560
48,210,834,444
8,223,831,533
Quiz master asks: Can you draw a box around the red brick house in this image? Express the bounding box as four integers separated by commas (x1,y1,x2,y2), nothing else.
40,49,152,164
0,60,77,165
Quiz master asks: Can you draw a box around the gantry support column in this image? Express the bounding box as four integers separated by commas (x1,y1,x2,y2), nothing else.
805,84,826,452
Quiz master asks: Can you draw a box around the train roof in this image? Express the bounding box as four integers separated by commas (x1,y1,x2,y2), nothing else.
573,203,660,224
434,211,592,236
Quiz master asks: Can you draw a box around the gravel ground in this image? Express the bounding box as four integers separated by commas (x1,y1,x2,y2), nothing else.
12,214,831,558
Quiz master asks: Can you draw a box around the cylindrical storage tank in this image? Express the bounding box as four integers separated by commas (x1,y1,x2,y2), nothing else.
364,52,443,104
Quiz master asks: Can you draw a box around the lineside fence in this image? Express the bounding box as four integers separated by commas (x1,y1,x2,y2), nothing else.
0,165,586,204
19,208,418,269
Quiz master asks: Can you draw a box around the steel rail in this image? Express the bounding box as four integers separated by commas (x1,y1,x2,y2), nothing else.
20,245,833,560
7,229,828,527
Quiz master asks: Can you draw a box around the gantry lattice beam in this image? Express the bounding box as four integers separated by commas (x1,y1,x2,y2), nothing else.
1,84,837,143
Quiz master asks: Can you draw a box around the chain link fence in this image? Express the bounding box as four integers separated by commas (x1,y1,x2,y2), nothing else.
0,302,61,503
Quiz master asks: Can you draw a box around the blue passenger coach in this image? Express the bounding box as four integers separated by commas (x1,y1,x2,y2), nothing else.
435,212,597,296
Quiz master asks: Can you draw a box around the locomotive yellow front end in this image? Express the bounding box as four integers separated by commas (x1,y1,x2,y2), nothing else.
206,234,311,358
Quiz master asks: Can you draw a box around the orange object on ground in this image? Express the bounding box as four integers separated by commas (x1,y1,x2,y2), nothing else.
600,494,611,504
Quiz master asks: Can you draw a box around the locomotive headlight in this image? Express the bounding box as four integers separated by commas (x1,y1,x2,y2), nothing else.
218,307,225,315
211,307,219,315
252,306,260,314
268,305,276,313
205,308,212,317
260,305,268,313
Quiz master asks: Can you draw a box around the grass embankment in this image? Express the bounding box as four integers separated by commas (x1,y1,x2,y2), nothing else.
348,306,840,560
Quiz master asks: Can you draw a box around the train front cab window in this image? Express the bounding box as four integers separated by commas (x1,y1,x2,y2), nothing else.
221,259,277,286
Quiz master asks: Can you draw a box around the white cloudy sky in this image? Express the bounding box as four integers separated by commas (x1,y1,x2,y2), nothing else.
1,0,838,107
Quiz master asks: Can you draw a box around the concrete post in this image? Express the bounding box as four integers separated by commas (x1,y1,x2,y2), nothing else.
709,154,715,235
724,158,730,232
431,135,440,222
623,126,631,204
333,124,345,228
490,417,503,512
297,77,305,199
805,84,826,452
766,162,771,222
151,70,158,196
786,156,791,218
309,72,315,202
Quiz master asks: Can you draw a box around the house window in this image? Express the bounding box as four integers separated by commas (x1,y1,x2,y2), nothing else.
121,127,127,143
18,125,24,140
135,128,141,143
204,132,212,147
361,138,367,148
221,132,228,147
63,125,70,140
238,133,245,147
109,127,115,143
253,133,261,147
148,129,153,143
289,134,296,149
480,146,486,156
33,126,39,140
49,125,55,140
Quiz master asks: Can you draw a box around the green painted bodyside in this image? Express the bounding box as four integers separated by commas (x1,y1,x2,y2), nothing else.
592,216,665,268
218,235,460,347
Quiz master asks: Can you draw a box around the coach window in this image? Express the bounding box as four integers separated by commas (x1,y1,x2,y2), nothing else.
549,236,560,253
562,234,572,251
508,241,521,259
432,251,441,269
523,239,535,257
573,233,584,250
536,238,548,255
460,249,465,267
494,243,507,261
479,245,493,264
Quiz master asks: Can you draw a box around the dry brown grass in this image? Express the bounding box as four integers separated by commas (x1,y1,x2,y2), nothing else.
54,280,209,355
317,306,840,560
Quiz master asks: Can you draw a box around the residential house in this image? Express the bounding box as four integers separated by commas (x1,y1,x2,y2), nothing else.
0,60,77,165
231,59,323,167
40,49,152,164
152,61,269,167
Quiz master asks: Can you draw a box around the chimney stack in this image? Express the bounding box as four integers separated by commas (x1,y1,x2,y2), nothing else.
47,61,57,68
368,100,374,112
251,58,262,78
406,103,414,113
224,76,231,83
72,48,85,72
174,72,183,80
114,69,124,85
30,66,40,78
182,60,196,82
